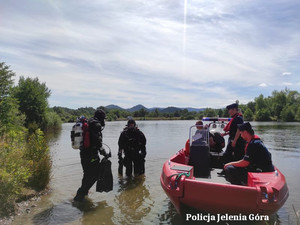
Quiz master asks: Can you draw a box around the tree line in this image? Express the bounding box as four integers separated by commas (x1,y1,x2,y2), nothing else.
53,89,300,122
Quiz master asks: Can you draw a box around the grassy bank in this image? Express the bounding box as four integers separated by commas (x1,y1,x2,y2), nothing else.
0,129,51,218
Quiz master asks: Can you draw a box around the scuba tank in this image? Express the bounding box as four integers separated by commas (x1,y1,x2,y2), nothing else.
71,116,85,149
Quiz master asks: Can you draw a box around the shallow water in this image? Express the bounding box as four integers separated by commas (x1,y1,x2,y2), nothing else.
12,121,300,225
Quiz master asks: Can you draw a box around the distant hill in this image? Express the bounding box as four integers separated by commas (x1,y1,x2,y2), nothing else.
105,104,125,110
126,104,148,112
185,107,205,113
105,104,205,112
161,106,182,113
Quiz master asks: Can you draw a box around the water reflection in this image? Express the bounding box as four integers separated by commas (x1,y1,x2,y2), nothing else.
77,200,114,225
253,122,300,154
32,199,114,225
115,175,153,224
158,201,182,224
32,201,82,225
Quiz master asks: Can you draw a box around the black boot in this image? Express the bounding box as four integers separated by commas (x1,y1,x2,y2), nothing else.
73,188,86,202
217,169,226,176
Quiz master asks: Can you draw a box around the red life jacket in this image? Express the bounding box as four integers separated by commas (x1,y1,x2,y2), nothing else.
223,113,242,132
244,135,260,153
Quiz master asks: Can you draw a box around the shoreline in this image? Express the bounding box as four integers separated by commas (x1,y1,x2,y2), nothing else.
0,188,51,225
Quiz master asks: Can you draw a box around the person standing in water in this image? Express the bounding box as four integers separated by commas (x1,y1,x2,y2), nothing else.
118,119,147,177
73,109,108,202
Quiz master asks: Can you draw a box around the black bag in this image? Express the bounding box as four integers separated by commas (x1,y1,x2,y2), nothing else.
96,157,113,192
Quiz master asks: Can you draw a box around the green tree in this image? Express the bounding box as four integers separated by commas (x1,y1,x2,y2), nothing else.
247,101,256,113
295,105,300,121
255,109,271,121
0,96,25,133
255,94,267,111
13,77,51,130
203,108,217,117
0,62,15,101
174,110,180,117
0,62,25,133
271,90,286,120
217,109,223,117
280,105,295,122
243,108,254,121
133,108,146,117
254,94,271,121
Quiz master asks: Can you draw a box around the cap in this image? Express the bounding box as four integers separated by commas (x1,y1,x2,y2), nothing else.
226,103,238,110
238,122,252,132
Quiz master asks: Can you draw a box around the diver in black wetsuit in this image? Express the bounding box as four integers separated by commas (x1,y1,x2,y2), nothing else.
118,119,146,177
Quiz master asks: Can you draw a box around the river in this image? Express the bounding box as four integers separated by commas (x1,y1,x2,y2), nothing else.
12,121,300,225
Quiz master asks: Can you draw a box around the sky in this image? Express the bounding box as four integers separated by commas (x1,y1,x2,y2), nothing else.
1,0,299,109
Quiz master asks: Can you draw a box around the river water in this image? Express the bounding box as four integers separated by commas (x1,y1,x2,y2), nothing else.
12,121,300,225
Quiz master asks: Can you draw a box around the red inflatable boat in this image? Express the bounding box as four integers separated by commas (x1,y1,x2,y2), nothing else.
160,119,289,215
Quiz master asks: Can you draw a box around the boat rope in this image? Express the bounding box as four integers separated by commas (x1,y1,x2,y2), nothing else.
169,171,191,190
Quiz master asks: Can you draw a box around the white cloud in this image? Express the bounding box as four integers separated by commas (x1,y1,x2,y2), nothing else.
283,82,292,86
282,72,292,76
259,83,268,87
1,0,300,108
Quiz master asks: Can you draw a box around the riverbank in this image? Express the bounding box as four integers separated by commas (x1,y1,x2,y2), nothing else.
0,188,50,225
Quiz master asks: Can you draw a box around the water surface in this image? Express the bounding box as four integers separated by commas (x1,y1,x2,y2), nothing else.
12,121,300,225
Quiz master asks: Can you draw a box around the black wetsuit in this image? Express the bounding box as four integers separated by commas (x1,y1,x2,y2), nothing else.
74,117,106,201
118,127,146,176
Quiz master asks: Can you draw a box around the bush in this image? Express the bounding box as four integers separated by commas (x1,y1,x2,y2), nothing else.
243,108,254,121
255,109,271,121
42,110,62,131
0,131,31,216
25,129,51,191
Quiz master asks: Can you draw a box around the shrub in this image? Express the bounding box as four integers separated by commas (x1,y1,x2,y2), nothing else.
25,129,51,191
42,110,62,131
0,131,31,216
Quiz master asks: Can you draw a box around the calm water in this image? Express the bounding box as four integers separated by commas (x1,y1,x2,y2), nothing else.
12,121,300,225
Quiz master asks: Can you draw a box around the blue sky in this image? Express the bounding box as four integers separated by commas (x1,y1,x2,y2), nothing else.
1,0,299,109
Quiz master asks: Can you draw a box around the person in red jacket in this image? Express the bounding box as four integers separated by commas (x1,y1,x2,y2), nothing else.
224,122,274,185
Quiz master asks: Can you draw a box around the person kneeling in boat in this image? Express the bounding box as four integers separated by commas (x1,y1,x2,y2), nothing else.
224,122,274,185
